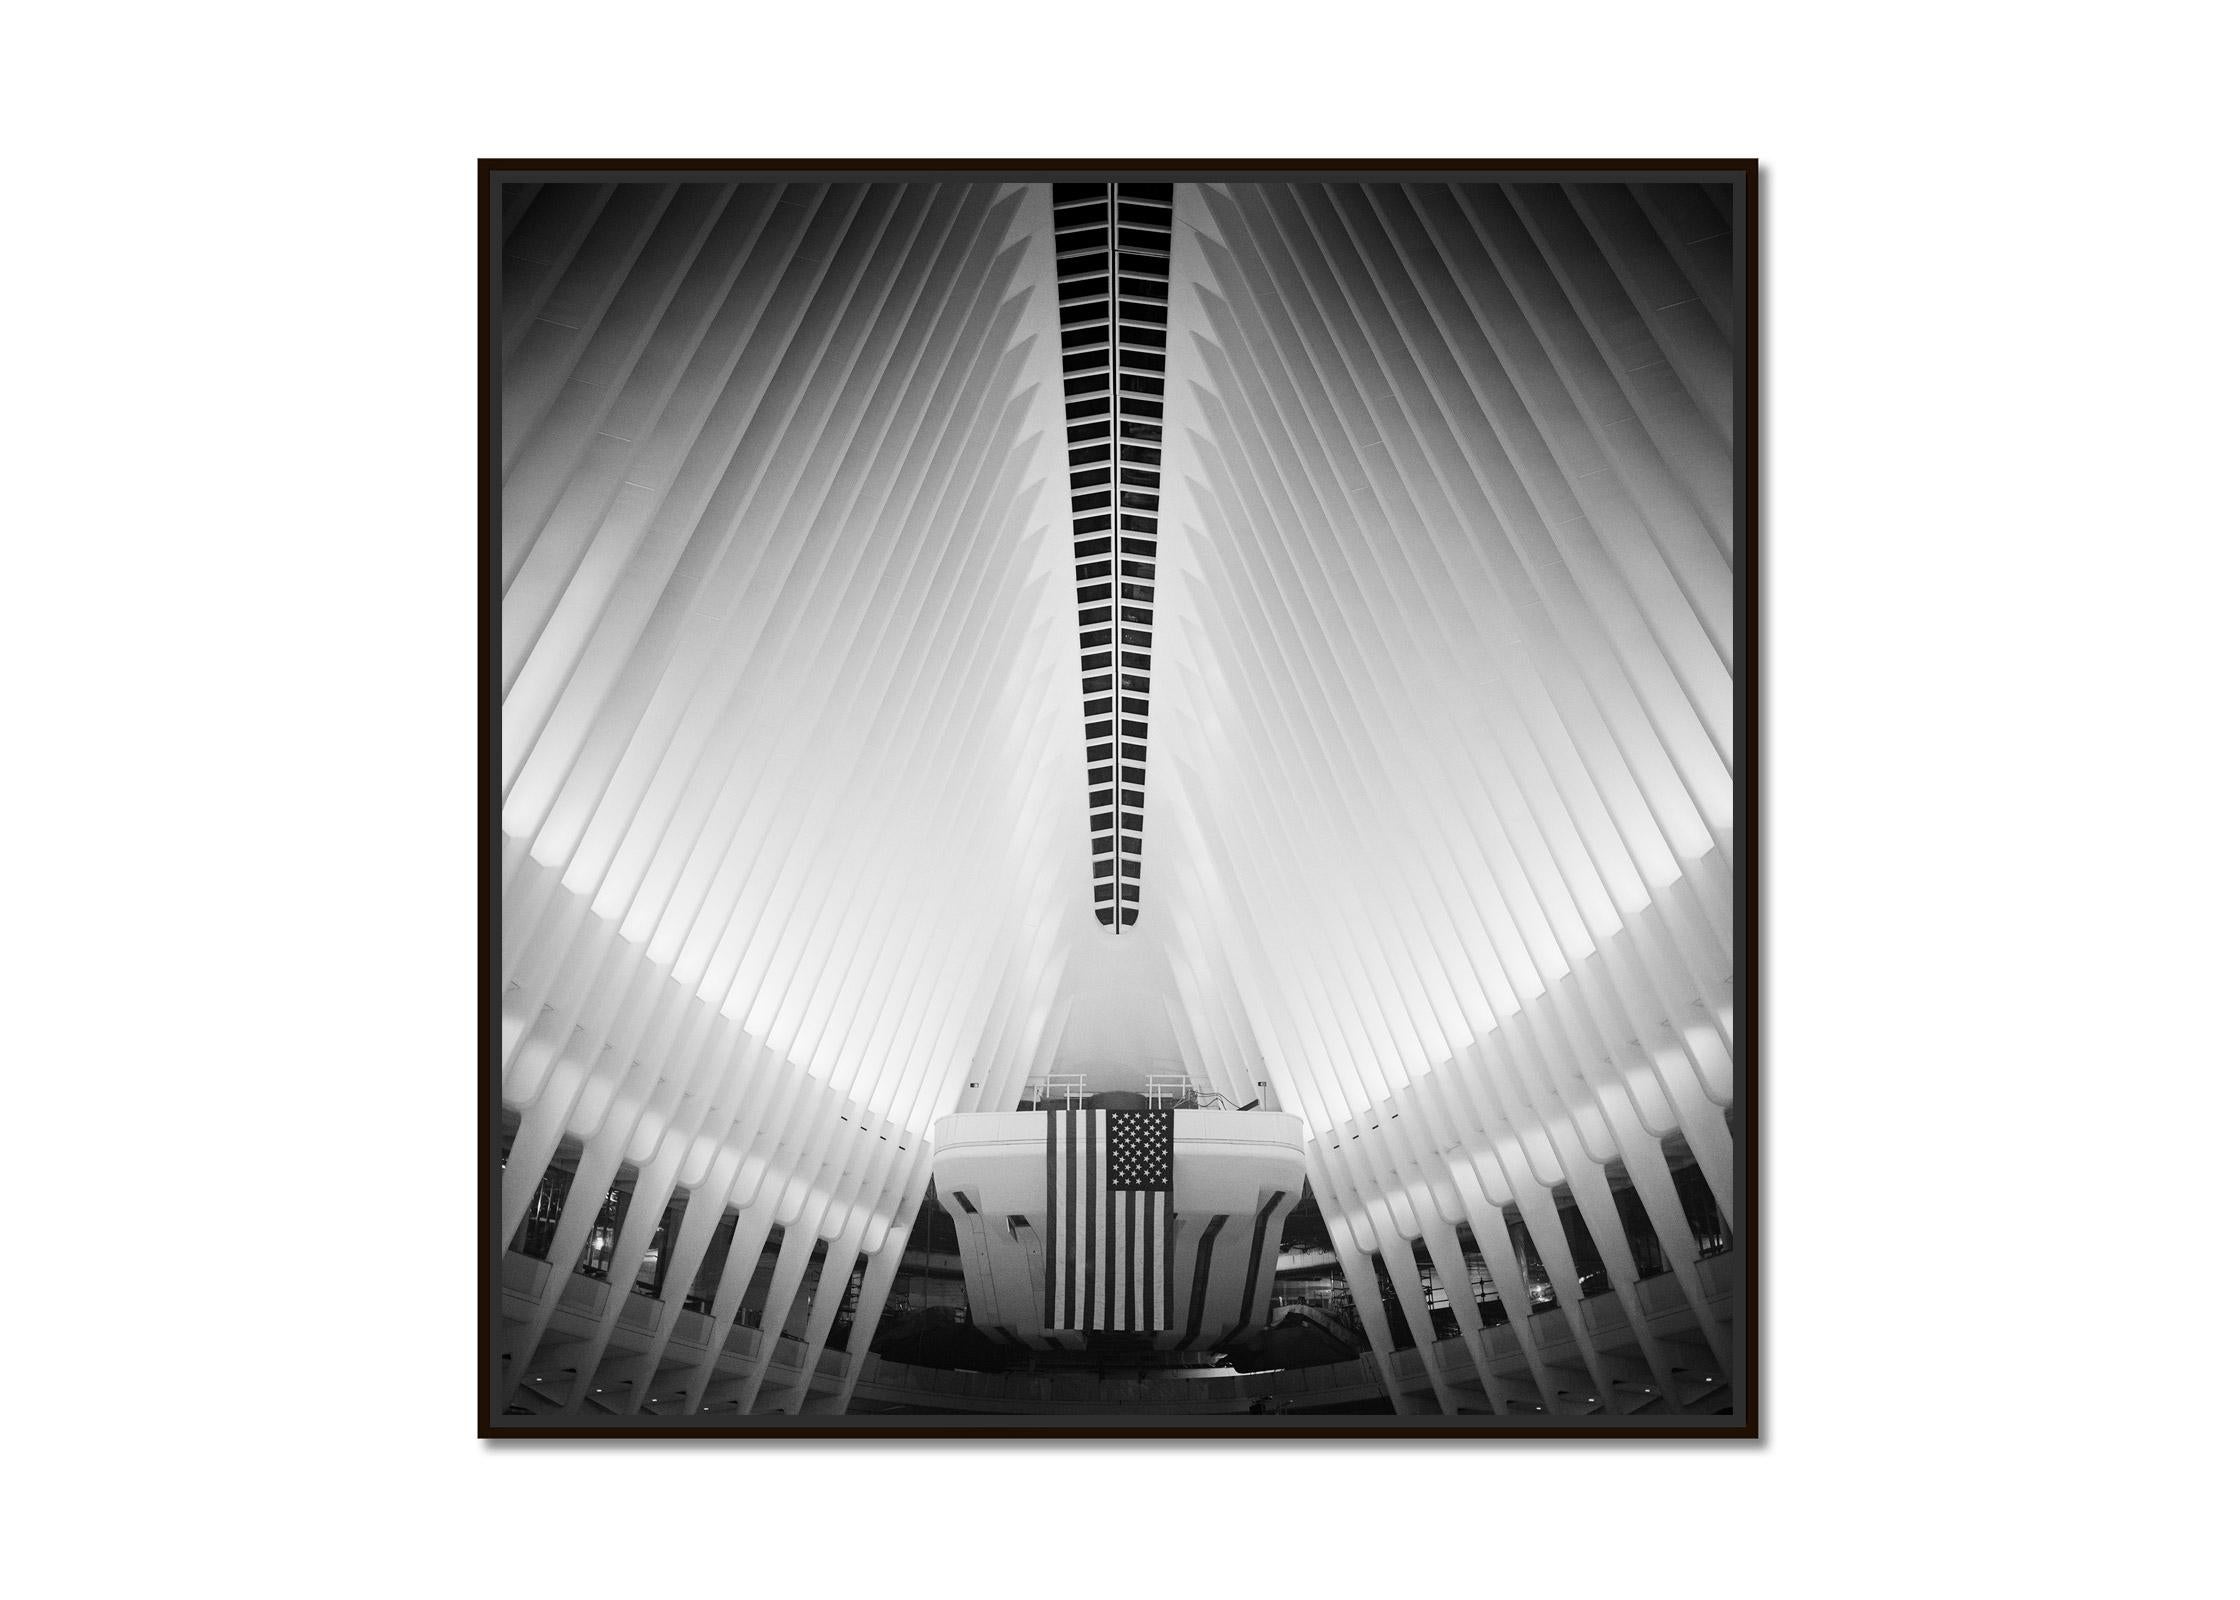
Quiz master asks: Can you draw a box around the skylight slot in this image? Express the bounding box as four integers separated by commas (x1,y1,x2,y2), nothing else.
1050,181,1171,931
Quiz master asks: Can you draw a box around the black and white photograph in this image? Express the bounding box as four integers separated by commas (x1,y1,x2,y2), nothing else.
484,164,1754,1432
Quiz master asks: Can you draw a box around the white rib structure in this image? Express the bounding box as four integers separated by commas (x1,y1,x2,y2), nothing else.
495,177,1740,1418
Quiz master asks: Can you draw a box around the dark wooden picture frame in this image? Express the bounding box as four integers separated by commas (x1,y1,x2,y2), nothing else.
482,160,1757,1438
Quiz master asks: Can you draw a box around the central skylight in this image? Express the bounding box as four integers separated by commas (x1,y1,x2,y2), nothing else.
1051,181,1173,931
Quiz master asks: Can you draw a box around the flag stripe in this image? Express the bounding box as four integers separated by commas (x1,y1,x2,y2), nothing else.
1082,1109,1097,1328
1140,1192,1153,1327
1102,1156,1117,1329
1123,1187,1137,1329
1137,1183,1155,1317
1143,1191,1156,1326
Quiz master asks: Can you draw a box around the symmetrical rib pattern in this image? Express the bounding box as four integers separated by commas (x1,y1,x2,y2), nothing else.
494,177,1740,1418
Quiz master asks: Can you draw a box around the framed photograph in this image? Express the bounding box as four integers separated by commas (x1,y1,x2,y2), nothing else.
482,160,1757,1436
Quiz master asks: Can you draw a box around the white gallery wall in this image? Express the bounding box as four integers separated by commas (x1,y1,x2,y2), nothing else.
8,1,2234,1595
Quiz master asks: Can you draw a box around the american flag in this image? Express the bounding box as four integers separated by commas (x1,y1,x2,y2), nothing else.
1045,1109,1173,1331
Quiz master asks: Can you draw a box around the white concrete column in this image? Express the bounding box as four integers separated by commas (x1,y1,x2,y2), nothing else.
1417,1220,1509,1413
